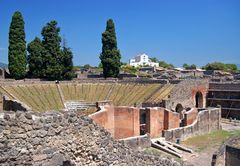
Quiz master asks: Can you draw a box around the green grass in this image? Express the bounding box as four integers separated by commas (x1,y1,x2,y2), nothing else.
183,129,240,152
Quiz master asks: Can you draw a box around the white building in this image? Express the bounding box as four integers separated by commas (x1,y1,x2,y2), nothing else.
129,53,159,67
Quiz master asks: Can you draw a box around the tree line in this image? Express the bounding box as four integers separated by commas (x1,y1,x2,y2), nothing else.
150,57,238,73
7,11,238,80
8,11,121,80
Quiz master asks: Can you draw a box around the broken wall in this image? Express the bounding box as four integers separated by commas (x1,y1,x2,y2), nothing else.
164,107,221,142
90,106,181,139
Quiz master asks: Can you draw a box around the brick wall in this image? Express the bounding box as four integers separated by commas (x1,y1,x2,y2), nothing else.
89,106,140,139
183,108,198,126
145,107,165,138
90,106,181,139
89,105,115,136
114,107,140,139
164,109,180,129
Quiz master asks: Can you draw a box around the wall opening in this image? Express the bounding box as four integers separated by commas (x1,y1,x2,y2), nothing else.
195,91,203,108
176,103,184,127
175,104,184,119
140,111,147,135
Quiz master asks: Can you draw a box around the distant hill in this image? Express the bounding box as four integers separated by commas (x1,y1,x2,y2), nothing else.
0,62,8,69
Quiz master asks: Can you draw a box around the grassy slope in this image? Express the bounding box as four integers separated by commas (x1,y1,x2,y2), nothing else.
182,129,240,152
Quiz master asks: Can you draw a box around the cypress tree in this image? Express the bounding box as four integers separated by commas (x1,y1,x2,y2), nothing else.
27,37,46,78
8,11,27,79
62,46,74,80
41,21,64,80
100,19,121,78
61,37,74,80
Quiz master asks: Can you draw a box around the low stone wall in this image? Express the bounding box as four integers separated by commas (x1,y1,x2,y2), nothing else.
2,96,31,112
120,134,151,151
0,111,181,166
164,107,221,142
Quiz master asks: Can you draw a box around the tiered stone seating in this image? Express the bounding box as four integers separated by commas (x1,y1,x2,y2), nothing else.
2,85,64,112
0,83,175,112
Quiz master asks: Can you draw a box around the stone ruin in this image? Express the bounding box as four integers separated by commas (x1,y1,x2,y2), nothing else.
0,111,181,166
212,136,240,166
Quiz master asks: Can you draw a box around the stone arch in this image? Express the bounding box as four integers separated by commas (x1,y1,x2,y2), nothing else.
175,103,184,120
175,104,183,113
195,91,203,108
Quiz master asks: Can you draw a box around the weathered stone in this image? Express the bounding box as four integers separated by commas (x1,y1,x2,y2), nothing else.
38,130,47,138
47,127,56,136
0,111,181,166
3,114,10,121
25,112,32,120
32,154,47,161
32,122,43,130
49,153,65,165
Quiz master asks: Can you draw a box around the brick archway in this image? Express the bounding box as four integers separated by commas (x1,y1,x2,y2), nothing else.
195,91,203,108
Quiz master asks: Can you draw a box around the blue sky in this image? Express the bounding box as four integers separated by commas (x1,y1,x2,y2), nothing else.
0,0,239,67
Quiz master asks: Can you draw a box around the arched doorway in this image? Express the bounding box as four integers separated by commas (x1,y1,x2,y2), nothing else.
195,91,203,108
176,104,184,120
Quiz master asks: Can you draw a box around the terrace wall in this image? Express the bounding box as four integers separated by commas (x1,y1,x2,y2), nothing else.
164,107,221,142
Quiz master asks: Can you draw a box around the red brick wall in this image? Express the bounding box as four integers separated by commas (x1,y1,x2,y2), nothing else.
145,107,165,138
90,106,140,139
183,108,198,126
164,109,180,129
191,86,208,108
89,105,115,136
90,106,181,139
114,107,140,139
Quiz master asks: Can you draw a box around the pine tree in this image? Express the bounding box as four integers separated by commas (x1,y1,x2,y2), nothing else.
100,19,121,78
8,11,27,79
41,21,64,80
27,37,46,78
